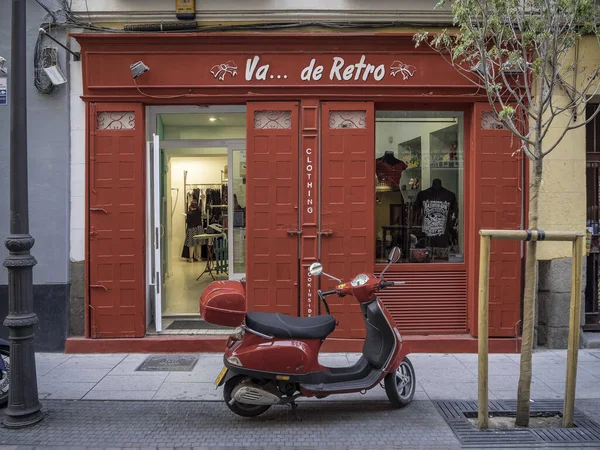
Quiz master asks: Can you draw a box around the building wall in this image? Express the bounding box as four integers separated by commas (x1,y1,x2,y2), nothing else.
536,36,599,261
535,36,600,347
66,2,595,348
0,0,70,351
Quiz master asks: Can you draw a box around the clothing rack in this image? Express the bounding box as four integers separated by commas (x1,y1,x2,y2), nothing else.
183,183,221,212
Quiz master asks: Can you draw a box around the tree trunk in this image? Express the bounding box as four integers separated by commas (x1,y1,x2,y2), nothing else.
515,155,543,427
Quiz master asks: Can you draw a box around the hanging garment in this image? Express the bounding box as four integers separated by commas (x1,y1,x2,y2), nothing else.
183,208,203,258
376,152,408,188
413,180,458,248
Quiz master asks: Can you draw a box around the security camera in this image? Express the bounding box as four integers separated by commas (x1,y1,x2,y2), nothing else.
130,61,149,79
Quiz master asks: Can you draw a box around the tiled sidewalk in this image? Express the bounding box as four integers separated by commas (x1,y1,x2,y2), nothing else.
34,349,600,402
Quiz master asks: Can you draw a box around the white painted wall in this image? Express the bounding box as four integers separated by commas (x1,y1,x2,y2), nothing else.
69,31,86,262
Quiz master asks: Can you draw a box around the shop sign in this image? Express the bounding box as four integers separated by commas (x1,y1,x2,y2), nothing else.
211,55,416,83
0,76,6,106
305,145,315,317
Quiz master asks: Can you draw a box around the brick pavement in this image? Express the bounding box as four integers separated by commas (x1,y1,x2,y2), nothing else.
1,350,599,449
0,399,462,449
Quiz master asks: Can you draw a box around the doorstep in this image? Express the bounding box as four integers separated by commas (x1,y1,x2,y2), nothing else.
65,334,522,354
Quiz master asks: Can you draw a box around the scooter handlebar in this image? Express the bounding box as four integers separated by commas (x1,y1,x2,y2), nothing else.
320,289,338,296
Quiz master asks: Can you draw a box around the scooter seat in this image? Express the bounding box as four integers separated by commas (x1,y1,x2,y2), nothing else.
245,312,336,340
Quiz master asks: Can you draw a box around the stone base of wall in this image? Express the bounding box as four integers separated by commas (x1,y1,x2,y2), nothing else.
0,284,69,352
537,258,586,349
70,260,85,337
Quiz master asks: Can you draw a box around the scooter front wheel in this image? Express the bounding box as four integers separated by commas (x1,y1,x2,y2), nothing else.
223,375,272,417
0,348,9,407
384,356,416,408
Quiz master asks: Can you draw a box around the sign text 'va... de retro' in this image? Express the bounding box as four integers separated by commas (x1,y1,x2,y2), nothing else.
210,55,417,83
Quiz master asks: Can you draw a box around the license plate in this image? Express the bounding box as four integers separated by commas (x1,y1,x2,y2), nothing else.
215,366,228,387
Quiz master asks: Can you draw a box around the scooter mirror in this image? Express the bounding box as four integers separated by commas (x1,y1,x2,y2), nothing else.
308,262,323,277
388,246,401,264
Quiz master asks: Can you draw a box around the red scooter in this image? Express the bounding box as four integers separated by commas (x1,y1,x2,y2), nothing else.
200,247,415,417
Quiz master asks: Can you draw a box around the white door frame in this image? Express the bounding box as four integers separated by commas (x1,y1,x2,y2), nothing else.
145,105,247,328
146,134,163,332
227,141,247,281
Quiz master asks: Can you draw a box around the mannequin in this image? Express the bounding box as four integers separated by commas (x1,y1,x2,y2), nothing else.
376,151,408,188
413,179,458,249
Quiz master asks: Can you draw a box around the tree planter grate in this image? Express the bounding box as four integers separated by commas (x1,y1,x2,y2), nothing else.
433,400,600,448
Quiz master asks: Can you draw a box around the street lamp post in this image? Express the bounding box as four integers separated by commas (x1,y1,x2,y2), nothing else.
3,0,44,428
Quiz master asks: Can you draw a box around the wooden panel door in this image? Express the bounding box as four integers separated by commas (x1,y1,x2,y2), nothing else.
89,104,146,338
321,102,375,339
474,103,523,337
246,103,300,315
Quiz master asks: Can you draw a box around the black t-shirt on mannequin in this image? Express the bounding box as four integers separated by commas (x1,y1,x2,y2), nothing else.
413,179,458,248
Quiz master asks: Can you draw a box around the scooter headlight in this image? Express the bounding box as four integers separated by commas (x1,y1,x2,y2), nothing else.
227,356,243,367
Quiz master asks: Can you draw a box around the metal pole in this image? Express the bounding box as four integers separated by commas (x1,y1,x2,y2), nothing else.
477,234,491,429
3,0,43,428
563,235,584,428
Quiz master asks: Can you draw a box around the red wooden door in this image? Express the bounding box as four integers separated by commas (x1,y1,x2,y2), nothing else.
473,103,523,337
246,103,300,315
88,104,146,338
321,102,375,339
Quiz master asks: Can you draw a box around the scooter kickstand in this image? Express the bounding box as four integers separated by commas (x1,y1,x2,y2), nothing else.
289,401,301,421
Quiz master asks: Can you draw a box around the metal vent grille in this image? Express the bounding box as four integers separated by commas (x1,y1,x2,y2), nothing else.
378,270,468,334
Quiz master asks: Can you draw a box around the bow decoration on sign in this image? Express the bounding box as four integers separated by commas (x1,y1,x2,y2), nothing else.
390,61,416,80
210,60,238,81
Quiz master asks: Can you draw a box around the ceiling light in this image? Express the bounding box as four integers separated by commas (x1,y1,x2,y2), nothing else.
209,117,217,122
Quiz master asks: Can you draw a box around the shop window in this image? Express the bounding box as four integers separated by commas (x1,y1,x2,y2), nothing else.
375,111,464,264
253,110,292,129
96,111,135,130
329,110,367,129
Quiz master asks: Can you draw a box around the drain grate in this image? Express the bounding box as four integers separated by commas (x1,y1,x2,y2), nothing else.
135,355,199,372
434,400,600,448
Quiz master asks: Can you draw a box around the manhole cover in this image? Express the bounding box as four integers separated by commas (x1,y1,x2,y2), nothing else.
136,355,199,372
434,400,600,448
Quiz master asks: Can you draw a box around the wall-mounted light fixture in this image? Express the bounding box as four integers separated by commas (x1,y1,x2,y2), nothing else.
41,47,67,86
130,61,150,79
39,28,80,61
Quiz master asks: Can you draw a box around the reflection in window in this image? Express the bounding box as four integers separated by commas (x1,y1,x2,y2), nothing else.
375,111,464,264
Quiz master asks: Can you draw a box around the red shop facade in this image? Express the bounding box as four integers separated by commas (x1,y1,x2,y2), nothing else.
67,32,525,353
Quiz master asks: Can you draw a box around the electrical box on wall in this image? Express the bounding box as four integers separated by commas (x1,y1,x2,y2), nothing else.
176,0,196,20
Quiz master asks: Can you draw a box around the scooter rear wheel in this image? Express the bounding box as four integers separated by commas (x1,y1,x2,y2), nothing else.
384,356,416,408
223,375,272,417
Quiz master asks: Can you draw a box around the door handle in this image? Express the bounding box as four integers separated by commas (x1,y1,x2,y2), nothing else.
90,207,108,214
90,284,108,291
287,230,302,236
319,230,334,237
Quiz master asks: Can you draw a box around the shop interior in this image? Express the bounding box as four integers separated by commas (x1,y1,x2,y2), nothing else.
375,111,465,264
152,110,246,332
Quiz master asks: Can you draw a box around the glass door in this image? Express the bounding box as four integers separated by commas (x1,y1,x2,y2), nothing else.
228,142,246,281
146,133,163,331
